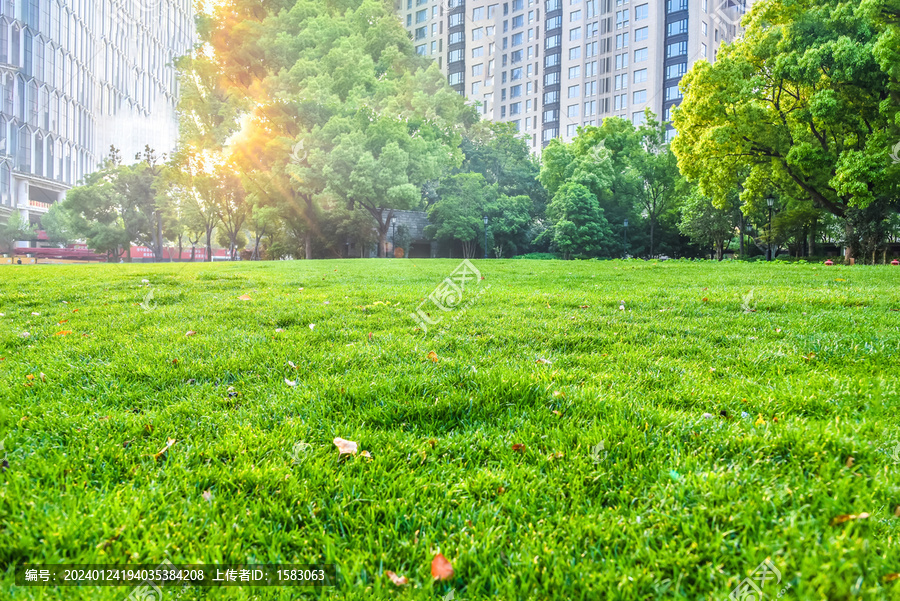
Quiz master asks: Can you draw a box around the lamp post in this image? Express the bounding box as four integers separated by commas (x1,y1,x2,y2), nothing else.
623,218,629,259
483,215,489,259
766,197,774,261
390,216,397,258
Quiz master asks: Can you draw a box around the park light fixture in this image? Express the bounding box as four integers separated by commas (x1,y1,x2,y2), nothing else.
623,219,629,259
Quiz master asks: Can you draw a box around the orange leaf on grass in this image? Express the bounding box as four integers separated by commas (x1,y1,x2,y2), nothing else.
511,444,526,453
431,553,454,581
185,331,196,337
54,330,73,336
831,513,870,525
385,571,408,586
239,294,252,301
153,438,176,461
333,437,358,456
427,351,439,362
885,574,900,582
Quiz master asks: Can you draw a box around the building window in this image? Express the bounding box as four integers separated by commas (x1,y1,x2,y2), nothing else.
635,26,648,41
633,89,647,103
570,47,582,59
616,9,629,29
473,46,484,58
665,85,682,100
568,84,580,98
667,41,687,57
632,111,646,125
635,3,648,20
634,47,648,62
570,27,582,41
567,104,579,117
665,62,687,79
633,68,647,83
473,6,485,19
667,19,688,35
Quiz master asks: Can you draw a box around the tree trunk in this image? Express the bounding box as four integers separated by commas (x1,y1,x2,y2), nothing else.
738,213,744,257
190,245,196,262
649,218,655,259
304,232,312,260
155,212,164,262
206,226,214,262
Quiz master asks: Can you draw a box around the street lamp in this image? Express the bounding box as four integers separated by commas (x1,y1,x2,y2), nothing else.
483,215,489,259
623,218,629,259
766,197,774,261
390,216,397,258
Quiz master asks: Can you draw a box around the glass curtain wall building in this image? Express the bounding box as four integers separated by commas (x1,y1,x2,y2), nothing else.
0,0,193,229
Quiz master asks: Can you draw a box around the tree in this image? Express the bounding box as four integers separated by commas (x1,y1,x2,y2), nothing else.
486,194,532,257
627,112,687,257
678,192,737,261
425,173,496,258
672,0,900,262
246,202,280,260
538,182,613,260
40,203,74,247
0,212,35,254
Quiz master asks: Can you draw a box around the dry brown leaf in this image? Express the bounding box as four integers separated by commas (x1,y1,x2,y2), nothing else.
54,330,73,336
239,294,252,301
885,573,900,582
333,437,358,456
185,330,196,337
536,358,552,365
427,351,439,362
26,374,34,381
153,437,176,461
360,450,372,460
846,456,855,469
512,443,526,453
548,452,565,461
895,505,900,517
831,513,870,526
385,571,408,586
431,553,454,581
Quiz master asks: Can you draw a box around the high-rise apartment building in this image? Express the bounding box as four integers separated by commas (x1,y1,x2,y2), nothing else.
397,0,749,153
0,0,194,229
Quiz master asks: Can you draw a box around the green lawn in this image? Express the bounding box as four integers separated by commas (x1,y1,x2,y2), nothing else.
2,259,899,600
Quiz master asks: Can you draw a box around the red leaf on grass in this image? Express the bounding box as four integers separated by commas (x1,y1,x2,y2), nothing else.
385,571,408,586
431,553,454,581
511,444,526,453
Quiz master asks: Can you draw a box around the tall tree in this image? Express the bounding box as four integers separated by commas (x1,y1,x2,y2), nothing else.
672,0,900,261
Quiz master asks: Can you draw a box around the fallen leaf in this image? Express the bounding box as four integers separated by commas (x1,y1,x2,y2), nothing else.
831,513,870,526
239,294,252,301
846,456,855,469
185,330,196,337
26,374,34,381
512,443,526,453
536,358,552,365
153,438,176,461
702,297,709,303
701,413,714,419
288,361,297,369
428,439,436,448
275,328,284,333
431,553,454,581
427,351,439,362
309,324,315,330
333,437,358,456
99,416,110,421
57,319,68,325
360,450,372,459
548,452,565,460
202,490,213,503
31,312,40,316
497,485,506,494
552,410,561,417
54,330,73,336
385,571,408,586
285,379,297,387
895,505,900,517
